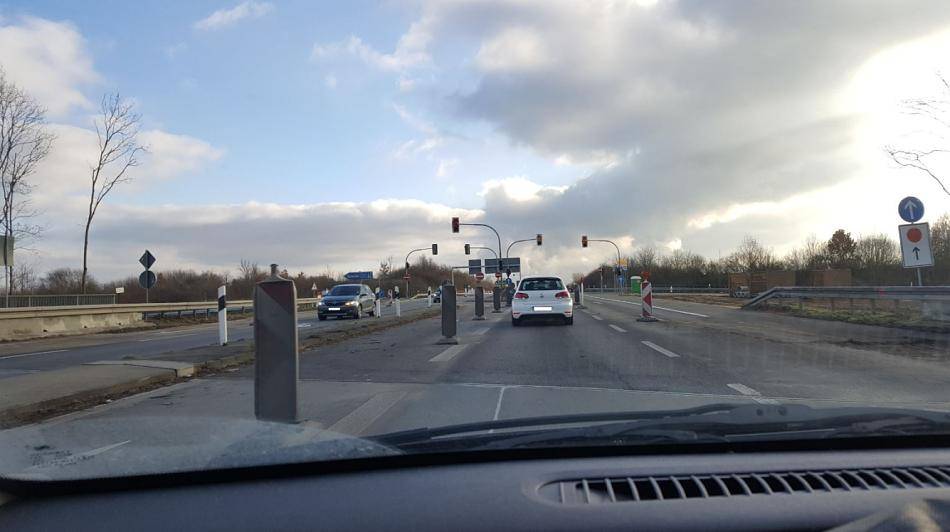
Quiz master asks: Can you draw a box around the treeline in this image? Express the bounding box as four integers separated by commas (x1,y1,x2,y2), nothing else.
580,213,950,288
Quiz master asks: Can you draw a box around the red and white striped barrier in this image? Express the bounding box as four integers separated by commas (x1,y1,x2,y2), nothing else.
637,280,658,322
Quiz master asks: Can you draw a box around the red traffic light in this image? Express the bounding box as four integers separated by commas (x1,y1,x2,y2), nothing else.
451,217,460,233
432,243,438,255
536,233,543,245
464,244,471,255
581,235,588,248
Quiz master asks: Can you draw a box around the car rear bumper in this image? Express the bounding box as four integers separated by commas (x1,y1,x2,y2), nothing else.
511,300,572,319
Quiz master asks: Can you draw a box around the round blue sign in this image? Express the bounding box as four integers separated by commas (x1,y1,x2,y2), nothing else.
898,196,924,223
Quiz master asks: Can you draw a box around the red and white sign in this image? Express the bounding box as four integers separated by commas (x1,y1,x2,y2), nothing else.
494,272,502,279
475,272,485,281
403,274,411,280
898,222,933,268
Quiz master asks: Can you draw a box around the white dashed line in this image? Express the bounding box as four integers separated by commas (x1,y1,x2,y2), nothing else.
0,349,68,360
641,341,680,358
591,315,603,321
608,324,627,333
328,392,407,435
429,344,468,362
727,383,779,405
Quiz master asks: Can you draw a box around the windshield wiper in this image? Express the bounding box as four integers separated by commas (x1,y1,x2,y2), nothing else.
372,403,950,451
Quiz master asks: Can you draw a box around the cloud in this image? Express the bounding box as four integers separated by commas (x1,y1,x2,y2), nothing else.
165,42,188,59
310,15,435,73
136,130,225,180
478,176,567,203
324,74,338,89
194,1,274,31
476,26,552,72
436,158,458,178
0,16,99,116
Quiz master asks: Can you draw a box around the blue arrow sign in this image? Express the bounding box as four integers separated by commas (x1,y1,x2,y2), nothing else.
899,196,924,223
344,271,373,281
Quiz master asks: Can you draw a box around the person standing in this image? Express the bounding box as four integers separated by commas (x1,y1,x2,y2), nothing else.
394,285,400,300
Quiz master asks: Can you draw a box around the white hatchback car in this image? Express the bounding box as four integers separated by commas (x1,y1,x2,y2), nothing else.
511,276,573,326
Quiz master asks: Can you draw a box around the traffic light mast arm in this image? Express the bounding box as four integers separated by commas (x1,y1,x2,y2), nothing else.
405,247,431,269
587,238,622,265
505,238,537,259
460,223,503,265
470,246,498,258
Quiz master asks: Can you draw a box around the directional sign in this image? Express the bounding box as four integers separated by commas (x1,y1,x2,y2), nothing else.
139,250,156,270
898,223,934,268
139,270,157,289
0,236,13,267
344,271,373,281
484,258,499,274
898,196,924,223
475,272,485,281
494,272,502,279
468,259,483,275
506,257,521,273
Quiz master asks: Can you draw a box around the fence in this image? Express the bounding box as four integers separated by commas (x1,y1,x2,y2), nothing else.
0,293,117,308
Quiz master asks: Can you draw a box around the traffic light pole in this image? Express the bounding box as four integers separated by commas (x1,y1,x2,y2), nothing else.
460,223,503,270
587,238,623,293
404,247,430,298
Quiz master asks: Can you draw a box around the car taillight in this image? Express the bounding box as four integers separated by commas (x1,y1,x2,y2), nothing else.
514,292,529,299
555,291,570,299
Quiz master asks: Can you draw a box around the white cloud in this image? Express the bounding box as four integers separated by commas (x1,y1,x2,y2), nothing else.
476,26,552,72
478,176,567,202
0,16,99,116
136,130,225,180
194,1,274,31
436,158,458,177
324,73,338,89
310,16,435,73
165,42,187,59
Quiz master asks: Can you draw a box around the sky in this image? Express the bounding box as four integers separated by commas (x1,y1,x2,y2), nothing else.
2,0,950,283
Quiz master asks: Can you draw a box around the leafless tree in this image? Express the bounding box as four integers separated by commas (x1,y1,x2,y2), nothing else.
81,92,146,293
726,235,778,272
885,74,950,196
0,69,53,294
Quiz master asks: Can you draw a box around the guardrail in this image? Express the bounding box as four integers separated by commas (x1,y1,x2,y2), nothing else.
656,286,729,294
0,294,117,308
0,298,320,320
743,286,950,310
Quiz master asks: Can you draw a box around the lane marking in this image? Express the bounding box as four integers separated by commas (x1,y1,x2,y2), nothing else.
586,295,708,318
0,349,68,360
27,440,131,470
429,344,468,362
472,328,490,336
138,333,197,342
492,386,509,421
591,315,604,321
297,323,312,328
641,341,680,358
608,324,627,333
727,383,779,405
328,392,407,436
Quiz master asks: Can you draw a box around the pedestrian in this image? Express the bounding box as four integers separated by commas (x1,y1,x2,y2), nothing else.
394,285,400,300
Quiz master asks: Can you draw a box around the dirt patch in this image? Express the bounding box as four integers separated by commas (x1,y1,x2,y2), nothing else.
653,293,743,308
757,303,950,334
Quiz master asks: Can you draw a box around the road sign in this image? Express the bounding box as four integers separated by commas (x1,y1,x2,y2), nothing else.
311,283,317,291
403,274,411,280
138,270,157,289
484,258,499,274
898,196,924,223
115,286,125,294
468,259,482,275
0,236,13,266
475,272,485,281
139,250,156,270
344,271,373,281
898,223,934,268
506,257,521,273
494,272,502,279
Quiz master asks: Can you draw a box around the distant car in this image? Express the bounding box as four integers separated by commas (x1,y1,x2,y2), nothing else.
432,287,442,303
318,284,376,320
511,276,573,326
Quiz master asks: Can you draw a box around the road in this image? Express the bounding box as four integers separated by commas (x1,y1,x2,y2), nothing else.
0,298,432,378
3,294,950,477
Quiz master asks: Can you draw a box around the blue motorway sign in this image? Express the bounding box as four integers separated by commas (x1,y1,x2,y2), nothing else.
899,196,924,223
343,271,373,281
468,259,482,275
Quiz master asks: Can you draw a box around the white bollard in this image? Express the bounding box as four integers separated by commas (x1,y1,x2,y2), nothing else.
217,285,228,345
395,298,402,317
375,299,381,318
427,295,432,308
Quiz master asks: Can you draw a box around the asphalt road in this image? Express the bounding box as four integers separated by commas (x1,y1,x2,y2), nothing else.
4,294,950,477
0,298,432,378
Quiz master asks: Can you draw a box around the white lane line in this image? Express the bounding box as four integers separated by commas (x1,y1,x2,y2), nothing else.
297,323,312,328
727,383,779,405
0,349,68,360
27,440,131,470
608,324,627,333
429,344,468,362
472,328,490,336
591,315,604,321
641,341,680,358
492,386,509,421
655,306,709,318
138,333,197,342
328,392,408,436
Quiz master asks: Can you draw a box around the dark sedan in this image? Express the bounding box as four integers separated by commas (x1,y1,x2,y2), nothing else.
318,284,376,320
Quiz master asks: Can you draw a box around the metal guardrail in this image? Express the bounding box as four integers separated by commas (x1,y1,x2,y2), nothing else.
656,286,729,294
743,286,950,309
0,294,117,308
0,298,320,320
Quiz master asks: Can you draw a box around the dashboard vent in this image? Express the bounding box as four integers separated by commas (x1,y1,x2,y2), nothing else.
543,466,950,504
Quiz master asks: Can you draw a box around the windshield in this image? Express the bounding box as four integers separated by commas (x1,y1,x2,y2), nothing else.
2,1,950,482
328,286,360,296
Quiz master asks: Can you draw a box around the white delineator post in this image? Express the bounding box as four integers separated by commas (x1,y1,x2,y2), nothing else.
395,298,402,317
637,280,658,322
375,298,381,318
217,284,228,345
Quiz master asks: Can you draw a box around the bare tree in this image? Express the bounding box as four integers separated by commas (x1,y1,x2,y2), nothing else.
784,234,827,271
80,92,146,293
0,69,53,294
726,235,778,272
885,74,950,196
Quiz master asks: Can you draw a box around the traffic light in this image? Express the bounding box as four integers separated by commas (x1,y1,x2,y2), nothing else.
464,244,470,255
405,261,410,272
432,243,438,255
581,235,588,248
451,217,460,233
536,233,543,245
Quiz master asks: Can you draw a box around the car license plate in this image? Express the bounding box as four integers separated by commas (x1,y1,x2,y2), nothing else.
328,307,341,311
533,306,552,311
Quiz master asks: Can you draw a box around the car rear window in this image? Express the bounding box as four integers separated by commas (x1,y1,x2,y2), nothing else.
519,278,564,291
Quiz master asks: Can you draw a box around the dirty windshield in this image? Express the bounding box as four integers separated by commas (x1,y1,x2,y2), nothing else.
2,1,950,481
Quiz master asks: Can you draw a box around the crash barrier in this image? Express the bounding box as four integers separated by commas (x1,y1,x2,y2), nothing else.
254,265,299,423
474,286,486,320
637,280,658,322
0,293,117,308
744,286,950,322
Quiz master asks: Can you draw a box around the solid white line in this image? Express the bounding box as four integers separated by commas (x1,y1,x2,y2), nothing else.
328,392,408,436
429,344,467,362
654,306,709,318
0,349,68,360
138,333,197,342
641,341,680,358
727,383,779,405
608,324,627,333
492,386,509,421
591,315,604,321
